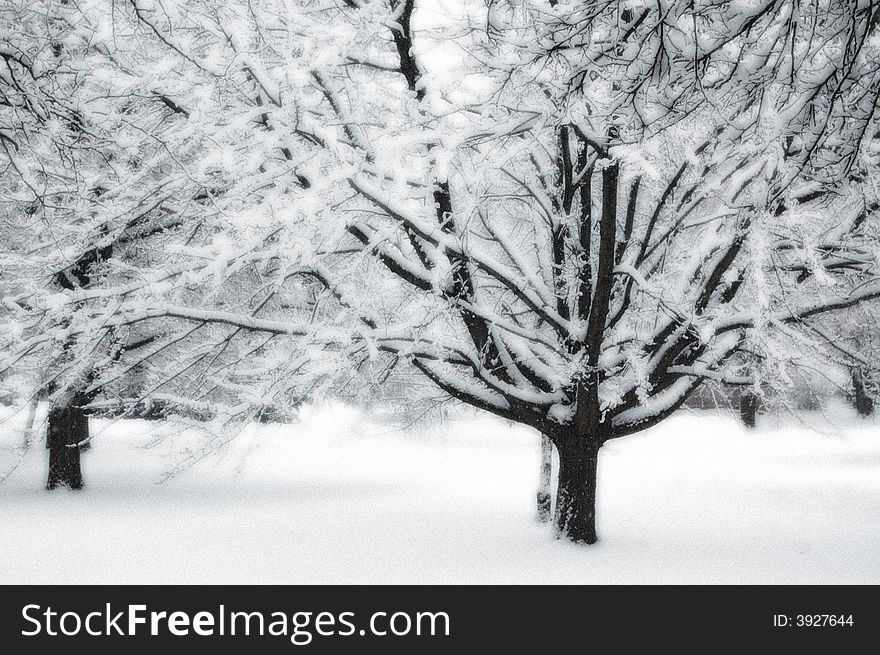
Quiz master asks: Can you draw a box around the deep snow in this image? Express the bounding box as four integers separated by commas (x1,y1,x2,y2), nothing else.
1,401,879,584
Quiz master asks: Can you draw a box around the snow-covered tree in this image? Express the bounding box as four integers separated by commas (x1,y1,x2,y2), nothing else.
1,0,336,486
274,0,880,543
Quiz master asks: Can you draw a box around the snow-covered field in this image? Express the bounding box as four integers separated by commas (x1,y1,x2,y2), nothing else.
1,402,879,584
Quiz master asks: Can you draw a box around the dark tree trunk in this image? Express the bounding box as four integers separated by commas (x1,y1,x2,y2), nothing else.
852,367,874,417
740,391,758,428
46,395,88,490
553,437,600,544
536,434,553,523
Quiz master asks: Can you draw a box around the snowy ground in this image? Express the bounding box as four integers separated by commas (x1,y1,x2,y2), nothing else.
1,401,879,584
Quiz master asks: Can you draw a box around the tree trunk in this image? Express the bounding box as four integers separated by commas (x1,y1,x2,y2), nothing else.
553,438,600,544
852,367,874,417
740,391,758,428
46,395,87,490
20,395,38,449
536,434,553,523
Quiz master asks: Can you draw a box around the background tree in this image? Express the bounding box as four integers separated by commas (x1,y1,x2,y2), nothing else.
2,0,366,491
